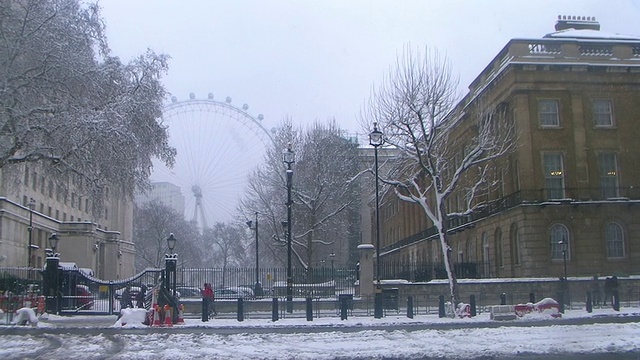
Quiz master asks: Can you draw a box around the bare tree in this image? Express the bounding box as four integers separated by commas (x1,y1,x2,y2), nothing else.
240,119,363,272
133,201,203,271
0,0,175,213
363,47,516,304
202,222,249,287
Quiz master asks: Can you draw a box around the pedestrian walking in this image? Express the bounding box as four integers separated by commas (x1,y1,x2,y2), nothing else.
201,283,215,321
136,285,147,309
120,285,133,309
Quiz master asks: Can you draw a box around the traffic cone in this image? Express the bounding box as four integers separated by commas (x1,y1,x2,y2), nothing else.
152,305,162,327
176,304,185,325
163,304,173,327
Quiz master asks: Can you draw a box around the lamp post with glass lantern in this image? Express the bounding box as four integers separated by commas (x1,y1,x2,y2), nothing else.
45,233,61,314
165,233,178,296
369,122,384,319
27,198,36,267
246,211,263,297
559,236,568,280
329,252,336,283
283,144,295,313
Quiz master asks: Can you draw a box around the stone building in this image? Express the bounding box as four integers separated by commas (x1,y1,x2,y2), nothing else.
376,16,640,279
0,162,136,279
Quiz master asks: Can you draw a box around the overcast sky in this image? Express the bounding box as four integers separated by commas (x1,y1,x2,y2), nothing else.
99,0,640,135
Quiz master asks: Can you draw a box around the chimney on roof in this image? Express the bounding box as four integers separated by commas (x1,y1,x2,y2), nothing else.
555,15,600,31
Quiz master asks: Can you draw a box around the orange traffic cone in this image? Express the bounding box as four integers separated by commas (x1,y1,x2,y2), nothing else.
152,305,162,327
163,304,173,327
175,304,185,325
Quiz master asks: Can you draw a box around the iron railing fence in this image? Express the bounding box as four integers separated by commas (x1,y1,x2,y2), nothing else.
378,261,486,282
178,267,357,298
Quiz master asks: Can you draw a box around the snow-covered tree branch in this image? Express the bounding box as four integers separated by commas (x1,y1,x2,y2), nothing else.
363,46,517,304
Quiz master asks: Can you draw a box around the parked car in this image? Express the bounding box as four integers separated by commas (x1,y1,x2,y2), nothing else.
75,285,93,310
214,287,254,299
176,286,202,298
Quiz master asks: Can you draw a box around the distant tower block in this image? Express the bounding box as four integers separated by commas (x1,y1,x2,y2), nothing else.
191,185,208,231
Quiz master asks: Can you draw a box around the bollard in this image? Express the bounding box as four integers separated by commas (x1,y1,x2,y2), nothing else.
340,296,348,320
271,297,279,322
237,298,244,322
202,298,209,322
586,291,593,313
529,292,535,303
306,297,313,321
613,290,620,311
407,296,414,319
557,292,565,313
500,293,506,305
469,294,476,317
438,295,445,318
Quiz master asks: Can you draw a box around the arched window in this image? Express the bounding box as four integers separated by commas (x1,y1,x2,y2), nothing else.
510,223,521,265
550,224,570,260
466,238,475,262
482,232,490,277
495,228,503,268
605,222,624,258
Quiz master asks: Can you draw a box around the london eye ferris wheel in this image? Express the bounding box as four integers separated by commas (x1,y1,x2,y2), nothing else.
150,93,274,230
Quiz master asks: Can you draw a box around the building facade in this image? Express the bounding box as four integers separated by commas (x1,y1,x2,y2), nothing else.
376,17,640,279
134,181,186,217
0,162,136,279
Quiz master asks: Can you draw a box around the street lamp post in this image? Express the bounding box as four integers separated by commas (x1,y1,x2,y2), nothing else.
27,198,36,268
283,144,295,313
329,252,336,283
165,233,178,297
45,233,61,315
369,122,384,319
560,237,568,280
246,212,263,297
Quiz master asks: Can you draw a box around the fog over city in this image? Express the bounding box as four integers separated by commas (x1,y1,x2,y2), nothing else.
100,0,640,134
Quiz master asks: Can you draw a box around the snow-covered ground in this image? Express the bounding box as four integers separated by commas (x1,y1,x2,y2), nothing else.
1,308,639,359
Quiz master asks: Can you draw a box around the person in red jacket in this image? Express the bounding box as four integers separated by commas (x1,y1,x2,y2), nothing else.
201,283,216,321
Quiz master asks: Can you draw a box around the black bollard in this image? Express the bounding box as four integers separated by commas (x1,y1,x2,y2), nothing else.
340,296,348,320
271,297,279,322
407,296,414,319
306,297,313,321
586,291,593,313
201,298,209,322
237,298,244,322
469,294,476,317
438,295,445,318
613,290,620,311
529,292,535,303
557,292,565,313
500,293,506,305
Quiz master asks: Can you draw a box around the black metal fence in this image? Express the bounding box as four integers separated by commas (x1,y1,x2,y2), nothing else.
378,261,485,282
178,267,357,297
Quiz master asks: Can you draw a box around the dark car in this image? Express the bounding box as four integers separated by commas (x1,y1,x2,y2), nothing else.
176,286,202,298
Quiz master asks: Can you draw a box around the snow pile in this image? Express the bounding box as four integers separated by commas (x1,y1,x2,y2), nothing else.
11,307,38,326
113,308,148,327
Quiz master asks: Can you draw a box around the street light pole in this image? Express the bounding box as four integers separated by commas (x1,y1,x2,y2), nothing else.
27,198,36,267
329,252,335,283
561,236,568,280
369,122,384,319
165,233,178,297
45,233,61,315
283,144,295,313
246,212,263,297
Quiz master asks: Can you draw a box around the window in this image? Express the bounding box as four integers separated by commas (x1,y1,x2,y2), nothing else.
538,99,559,127
598,153,619,198
605,223,624,258
550,224,569,260
31,172,37,190
494,228,503,269
592,99,613,127
510,223,521,265
543,153,565,199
